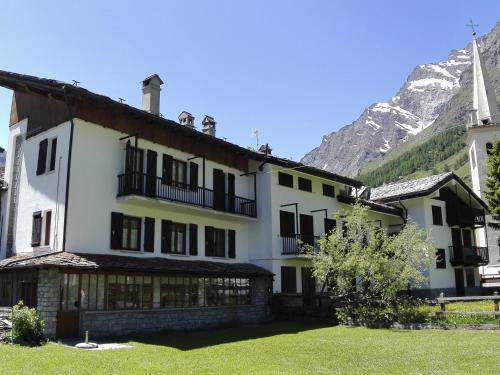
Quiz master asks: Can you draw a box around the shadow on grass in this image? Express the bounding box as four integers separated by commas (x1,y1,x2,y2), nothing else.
109,320,329,351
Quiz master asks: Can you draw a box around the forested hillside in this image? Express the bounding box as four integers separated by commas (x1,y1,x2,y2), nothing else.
357,126,469,187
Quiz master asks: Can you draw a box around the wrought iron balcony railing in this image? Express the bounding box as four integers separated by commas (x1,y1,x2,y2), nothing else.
281,234,320,255
448,245,489,267
117,172,256,218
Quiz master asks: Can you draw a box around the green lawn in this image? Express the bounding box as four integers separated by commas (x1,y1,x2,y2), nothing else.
1,322,500,374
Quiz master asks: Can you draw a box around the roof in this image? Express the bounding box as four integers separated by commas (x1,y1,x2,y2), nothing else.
370,172,488,210
337,194,403,216
0,252,273,277
0,70,363,188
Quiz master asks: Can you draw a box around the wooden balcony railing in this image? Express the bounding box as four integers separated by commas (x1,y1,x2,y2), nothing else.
117,172,256,218
448,245,489,267
281,234,320,255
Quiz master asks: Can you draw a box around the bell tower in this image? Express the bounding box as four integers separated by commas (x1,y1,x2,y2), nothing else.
466,27,500,282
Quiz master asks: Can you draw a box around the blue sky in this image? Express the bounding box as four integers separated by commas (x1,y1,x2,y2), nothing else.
0,1,499,159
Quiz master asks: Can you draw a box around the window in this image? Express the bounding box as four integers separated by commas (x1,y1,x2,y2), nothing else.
281,266,297,293
110,212,141,251
205,227,226,257
298,177,312,192
59,272,251,311
31,211,42,247
171,223,187,254
432,205,443,226
172,159,187,186
44,210,52,246
322,184,335,198
36,139,48,175
122,216,141,251
161,220,187,254
470,147,476,169
278,172,293,188
36,138,57,175
436,249,446,269
48,138,57,171
465,268,475,287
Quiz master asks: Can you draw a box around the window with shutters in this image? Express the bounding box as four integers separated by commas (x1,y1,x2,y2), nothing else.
121,215,141,251
48,138,57,172
436,249,446,269
281,266,297,293
432,205,443,226
36,139,48,175
162,220,187,254
205,227,226,257
278,172,293,188
31,212,42,247
298,177,312,192
322,184,335,198
172,159,187,187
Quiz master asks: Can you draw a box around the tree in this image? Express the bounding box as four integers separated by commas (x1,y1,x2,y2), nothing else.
485,140,500,232
309,204,435,302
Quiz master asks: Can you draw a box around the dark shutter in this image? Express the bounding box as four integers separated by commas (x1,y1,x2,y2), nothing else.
189,224,198,255
110,212,123,249
36,139,48,175
436,249,446,269
49,138,57,171
44,211,52,246
227,173,235,213
228,230,236,258
213,169,226,211
280,211,295,236
144,217,155,252
278,172,293,188
281,266,297,293
189,162,199,191
146,150,157,197
300,214,314,246
162,154,173,184
324,218,336,235
205,226,214,256
298,177,312,192
161,220,172,253
31,212,42,247
432,206,443,226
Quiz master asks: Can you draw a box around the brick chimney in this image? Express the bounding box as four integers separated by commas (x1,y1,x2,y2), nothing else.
202,115,216,137
141,74,163,115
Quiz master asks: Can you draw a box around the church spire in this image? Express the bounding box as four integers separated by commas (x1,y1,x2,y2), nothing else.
470,35,500,126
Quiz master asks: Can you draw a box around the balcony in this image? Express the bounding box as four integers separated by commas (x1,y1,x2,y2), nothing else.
446,206,486,228
281,234,320,255
448,246,489,267
117,173,256,218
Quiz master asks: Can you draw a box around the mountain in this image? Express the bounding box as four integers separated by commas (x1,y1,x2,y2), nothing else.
301,22,500,178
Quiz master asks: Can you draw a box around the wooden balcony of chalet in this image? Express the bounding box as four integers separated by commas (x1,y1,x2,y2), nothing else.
449,245,489,267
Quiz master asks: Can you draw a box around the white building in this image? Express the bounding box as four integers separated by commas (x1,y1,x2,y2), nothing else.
466,33,500,285
0,67,490,338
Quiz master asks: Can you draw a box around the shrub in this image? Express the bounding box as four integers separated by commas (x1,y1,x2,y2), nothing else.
12,301,45,346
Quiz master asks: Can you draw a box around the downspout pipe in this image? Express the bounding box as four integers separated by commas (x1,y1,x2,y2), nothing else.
62,86,76,252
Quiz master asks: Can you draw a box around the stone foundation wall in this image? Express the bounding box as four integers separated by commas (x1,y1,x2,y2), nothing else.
36,268,60,339
80,276,272,338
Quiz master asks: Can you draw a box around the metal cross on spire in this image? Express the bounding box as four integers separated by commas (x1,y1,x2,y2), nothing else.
466,19,479,36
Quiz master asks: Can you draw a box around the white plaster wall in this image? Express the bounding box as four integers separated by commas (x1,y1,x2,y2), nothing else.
65,120,253,263
0,119,71,257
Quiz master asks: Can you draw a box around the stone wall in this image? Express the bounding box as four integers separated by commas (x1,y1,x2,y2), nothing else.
80,275,272,338
36,268,60,338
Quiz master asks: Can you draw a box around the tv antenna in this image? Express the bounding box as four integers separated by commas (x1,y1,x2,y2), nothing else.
118,98,126,103
72,80,81,87
250,128,259,147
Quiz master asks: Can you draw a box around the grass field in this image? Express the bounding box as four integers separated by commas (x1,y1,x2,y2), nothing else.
1,321,500,374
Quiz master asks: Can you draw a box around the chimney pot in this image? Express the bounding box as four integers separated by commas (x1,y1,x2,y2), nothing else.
178,111,195,128
141,74,163,115
202,115,216,137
